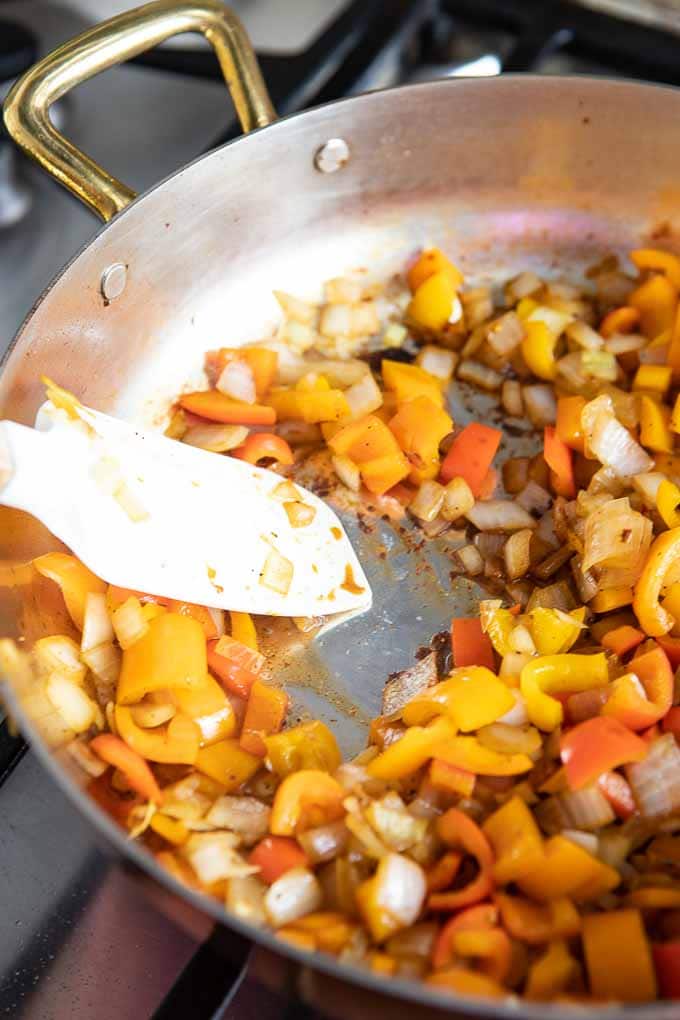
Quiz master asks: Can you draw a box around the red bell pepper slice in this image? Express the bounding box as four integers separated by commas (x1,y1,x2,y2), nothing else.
232,433,294,466
248,835,308,884
439,423,502,495
653,942,680,999
207,635,264,699
451,618,495,671
560,717,648,790
603,644,673,730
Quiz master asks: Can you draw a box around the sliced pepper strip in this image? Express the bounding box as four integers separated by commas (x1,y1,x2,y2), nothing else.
249,835,308,883
439,423,502,494
270,769,345,835
428,808,495,911
543,426,575,498
453,928,512,983
495,892,581,944
179,390,276,425
90,732,162,805
582,909,657,1002
482,796,544,885
520,653,608,732
229,610,258,651
525,940,579,1001
633,527,680,635
451,618,496,671
560,716,648,790
367,717,457,780
232,433,294,466
432,902,497,969
401,666,513,731
631,248,680,288
603,644,673,730
431,736,533,777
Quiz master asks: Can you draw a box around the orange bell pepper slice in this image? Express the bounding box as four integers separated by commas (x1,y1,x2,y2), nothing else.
388,395,453,484
172,672,237,745
543,426,575,498
583,908,657,1001
167,600,219,638
207,634,264,698
239,679,288,756
432,902,497,969
117,612,207,705
495,892,580,944
229,610,258,651
402,667,513,730
426,850,463,893
658,634,680,668
366,717,457,781
517,835,620,903
600,624,645,657
232,433,293,466
115,706,200,765
603,643,673,730
265,720,342,776
87,773,139,826
428,808,495,911
406,273,457,333
439,423,502,494
452,928,512,984
597,770,636,819
328,414,401,464
631,248,680,288
270,769,345,835
407,247,463,293
555,395,586,452
663,706,680,738
179,390,276,425
629,273,678,339
599,306,640,338
429,759,476,797
249,835,308,883
90,732,162,805
525,939,579,1000
194,737,261,790
33,552,106,630
560,716,648,790
634,527,680,636
451,618,495,670
667,302,680,382
482,796,544,885
433,736,533,777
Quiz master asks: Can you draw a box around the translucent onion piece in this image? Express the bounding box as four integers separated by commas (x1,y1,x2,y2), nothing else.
364,792,428,852
477,722,542,755
112,596,150,651
182,423,249,453
183,832,257,885
632,472,665,510
517,481,552,515
416,346,457,382
283,501,317,528
522,385,557,427
581,395,652,477
130,701,176,728
325,276,363,304
558,786,616,831
298,820,350,864
205,796,271,845
372,853,426,929
46,675,97,733
582,497,652,584
332,454,361,493
344,372,383,419
386,922,438,959
486,312,525,356
410,481,446,523
66,738,108,778
274,290,317,324
265,867,323,927
501,379,524,418
562,830,599,855
259,547,293,595
33,635,86,684
81,592,114,654
626,735,680,818
226,874,268,926
457,359,502,391
506,271,543,303
81,641,121,706
456,544,484,575
216,360,256,404
465,500,537,532
565,321,603,350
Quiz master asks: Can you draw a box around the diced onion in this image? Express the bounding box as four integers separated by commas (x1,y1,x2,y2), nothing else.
386,923,437,959
364,792,428,852
639,343,668,366
344,372,383,419
112,596,150,650
265,867,323,927
456,544,484,575
486,311,525,356
501,379,523,418
506,271,543,303
46,675,97,733
581,350,617,381
81,592,114,654
271,479,300,502
626,734,680,817
279,320,317,353
498,690,529,726
332,455,361,493
562,830,599,855
162,775,212,822
582,497,652,586
325,277,363,304
183,832,258,884
441,477,475,522
410,481,446,523
461,287,493,328
565,321,603,350
183,423,249,452
477,723,542,755
216,360,256,404
274,290,317,324
283,500,317,528
558,786,616,831
80,642,121,705
370,853,426,930
205,795,271,845
259,547,293,595
227,874,268,926
632,472,665,509
383,322,409,347
416,345,457,382
298,820,349,864
130,701,176,728
465,500,537,532
504,529,533,581
582,395,652,477
517,481,552,515
457,359,502,391
604,333,646,355
66,738,108,778
597,830,632,870
527,304,573,336
33,635,86,684
522,385,557,426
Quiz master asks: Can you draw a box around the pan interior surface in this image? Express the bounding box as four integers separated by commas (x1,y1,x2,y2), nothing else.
3,75,680,1017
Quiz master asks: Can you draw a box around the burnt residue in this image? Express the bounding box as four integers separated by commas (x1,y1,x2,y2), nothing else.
366,345,416,373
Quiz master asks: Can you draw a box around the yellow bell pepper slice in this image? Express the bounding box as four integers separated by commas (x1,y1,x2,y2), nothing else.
267,388,349,423
150,813,189,846
582,909,656,1002
432,736,533,776
517,835,619,903
402,666,514,731
629,273,678,339
406,271,455,332
482,796,544,885
33,553,106,631
381,360,444,407
194,737,261,790
407,248,463,293
264,720,341,776
479,603,516,656
590,587,633,613
530,607,585,656
521,321,557,380
367,716,457,780
172,673,236,745
516,296,539,321
115,705,200,764
525,940,579,1001
270,769,345,835
639,394,673,453
388,396,453,485
671,394,680,434
117,612,207,705
633,364,673,395
657,479,680,529
633,526,680,635
520,653,608,732
631,248,680,288
229,610,258,651
662,582,680,635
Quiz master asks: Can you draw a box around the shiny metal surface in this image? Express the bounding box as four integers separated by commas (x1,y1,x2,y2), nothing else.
3,27,680,1015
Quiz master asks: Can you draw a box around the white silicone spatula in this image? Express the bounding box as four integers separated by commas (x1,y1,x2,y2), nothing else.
0,397,371,618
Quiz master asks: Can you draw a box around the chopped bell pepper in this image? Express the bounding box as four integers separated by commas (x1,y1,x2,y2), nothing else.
603,643,673,730
599,306,640,338
270,769,345,835
543,427,575,497
207,634,263,698
267,387,349,423
179,390,276,425
407,248,463,294
590,586,634,613
367,717,458,780
657,478,680,529
194,737,261,790
629,887,680,909
629,273,678,339
427,851,463,893
360,452,411,496
406,272,456,332
205,346,278,397
556,395,586,452
90,732,162,805
232,433,294,466
601,624,645,657
401,666,513,731
249,835,308,883
239,679,288,757
439,422,502,494
521,321,557,380
633,527,680,635
525,940,579,1001
117,613,207,705
672,394,680,434
652,941,680,999
432,736,533,777
634,365,673,397
33,553,106,631
172,672,237,745
453,928,512,983
495,892,580,944
560,716,648,789
639,395,673,453
583,909,656,1001
115,706,200,765
428,808,494,911
149,813,189,846
663,706,680,738
388,396,453,484
429,759,476,797
166,600,218,639
480,603,516,656
520,653,608,732
517,835,619,903
631,248,680,288
482,796,544,885
229,610,258,651
264,720,341,776
530,607,585,656
381,360,444,406
432,902,497,970
451,618,496,671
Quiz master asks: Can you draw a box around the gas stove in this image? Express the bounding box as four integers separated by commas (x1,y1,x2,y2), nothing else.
2,1,680,1017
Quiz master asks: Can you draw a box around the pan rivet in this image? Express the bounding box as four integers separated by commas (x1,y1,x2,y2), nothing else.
314,138,350,173
100,263,127,302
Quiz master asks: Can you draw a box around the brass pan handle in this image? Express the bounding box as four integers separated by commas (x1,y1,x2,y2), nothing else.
2,0,276,222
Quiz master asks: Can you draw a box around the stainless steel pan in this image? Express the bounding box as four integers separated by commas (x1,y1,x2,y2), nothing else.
2,2,679,1015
